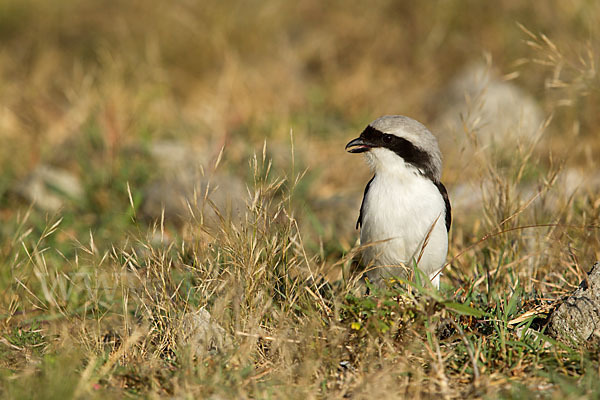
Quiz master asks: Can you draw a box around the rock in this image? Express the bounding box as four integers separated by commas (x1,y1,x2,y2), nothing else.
553,168,600,198
17,165,84,212
140,141,246,226
548,262,600,346
518,168,600,214
449,181,484,213
312,194,361,236
141,171,246,226
447,166,600,218
180,308,232,356
147,140,210,172
433,62,543,149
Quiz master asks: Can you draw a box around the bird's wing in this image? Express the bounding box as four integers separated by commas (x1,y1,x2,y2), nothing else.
357,175,375,229
434,181,452,232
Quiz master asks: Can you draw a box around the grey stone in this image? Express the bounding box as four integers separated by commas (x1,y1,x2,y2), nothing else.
141,171,246,226
312,194,361,236
434,62,543,149
140,141,246,226
17,165,84,212
548,262,600,345
553,168,600,199
449,181,485,213
180,308,232,356
147,140,209,172
518,168,600,214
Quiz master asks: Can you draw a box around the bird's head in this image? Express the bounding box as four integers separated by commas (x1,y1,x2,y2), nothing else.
345,115,442,181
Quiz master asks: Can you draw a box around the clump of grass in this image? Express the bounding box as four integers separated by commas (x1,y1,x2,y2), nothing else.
0,145,480,397
3,137,595,398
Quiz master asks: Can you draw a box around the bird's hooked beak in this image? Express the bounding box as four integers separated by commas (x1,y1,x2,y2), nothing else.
345,137,373,153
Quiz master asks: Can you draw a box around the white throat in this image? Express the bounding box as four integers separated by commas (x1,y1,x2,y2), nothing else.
364,147,423,179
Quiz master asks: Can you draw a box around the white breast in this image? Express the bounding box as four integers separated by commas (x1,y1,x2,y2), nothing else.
360,164,448,287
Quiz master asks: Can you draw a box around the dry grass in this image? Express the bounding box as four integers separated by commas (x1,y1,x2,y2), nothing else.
1,0,600,398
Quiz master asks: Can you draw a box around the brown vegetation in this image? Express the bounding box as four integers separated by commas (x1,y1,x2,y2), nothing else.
1,1,600,398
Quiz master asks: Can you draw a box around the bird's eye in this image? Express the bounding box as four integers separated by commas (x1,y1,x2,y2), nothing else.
382,134,393,143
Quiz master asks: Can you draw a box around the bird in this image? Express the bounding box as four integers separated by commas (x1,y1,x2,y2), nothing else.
345,115,451,289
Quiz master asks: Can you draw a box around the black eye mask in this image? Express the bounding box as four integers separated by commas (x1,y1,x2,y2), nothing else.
359,126,435,181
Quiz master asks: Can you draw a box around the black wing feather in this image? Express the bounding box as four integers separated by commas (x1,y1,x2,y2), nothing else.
434,181,452,232
356,175,375,229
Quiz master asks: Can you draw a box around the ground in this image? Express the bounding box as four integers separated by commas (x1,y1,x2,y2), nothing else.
1,1,600,398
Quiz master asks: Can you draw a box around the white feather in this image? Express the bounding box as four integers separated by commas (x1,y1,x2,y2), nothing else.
360,148,448,288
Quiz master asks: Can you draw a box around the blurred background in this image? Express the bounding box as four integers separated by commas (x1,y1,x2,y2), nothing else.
0,0,599,275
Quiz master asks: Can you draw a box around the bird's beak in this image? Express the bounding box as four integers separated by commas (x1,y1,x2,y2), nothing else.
345,137,372,153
